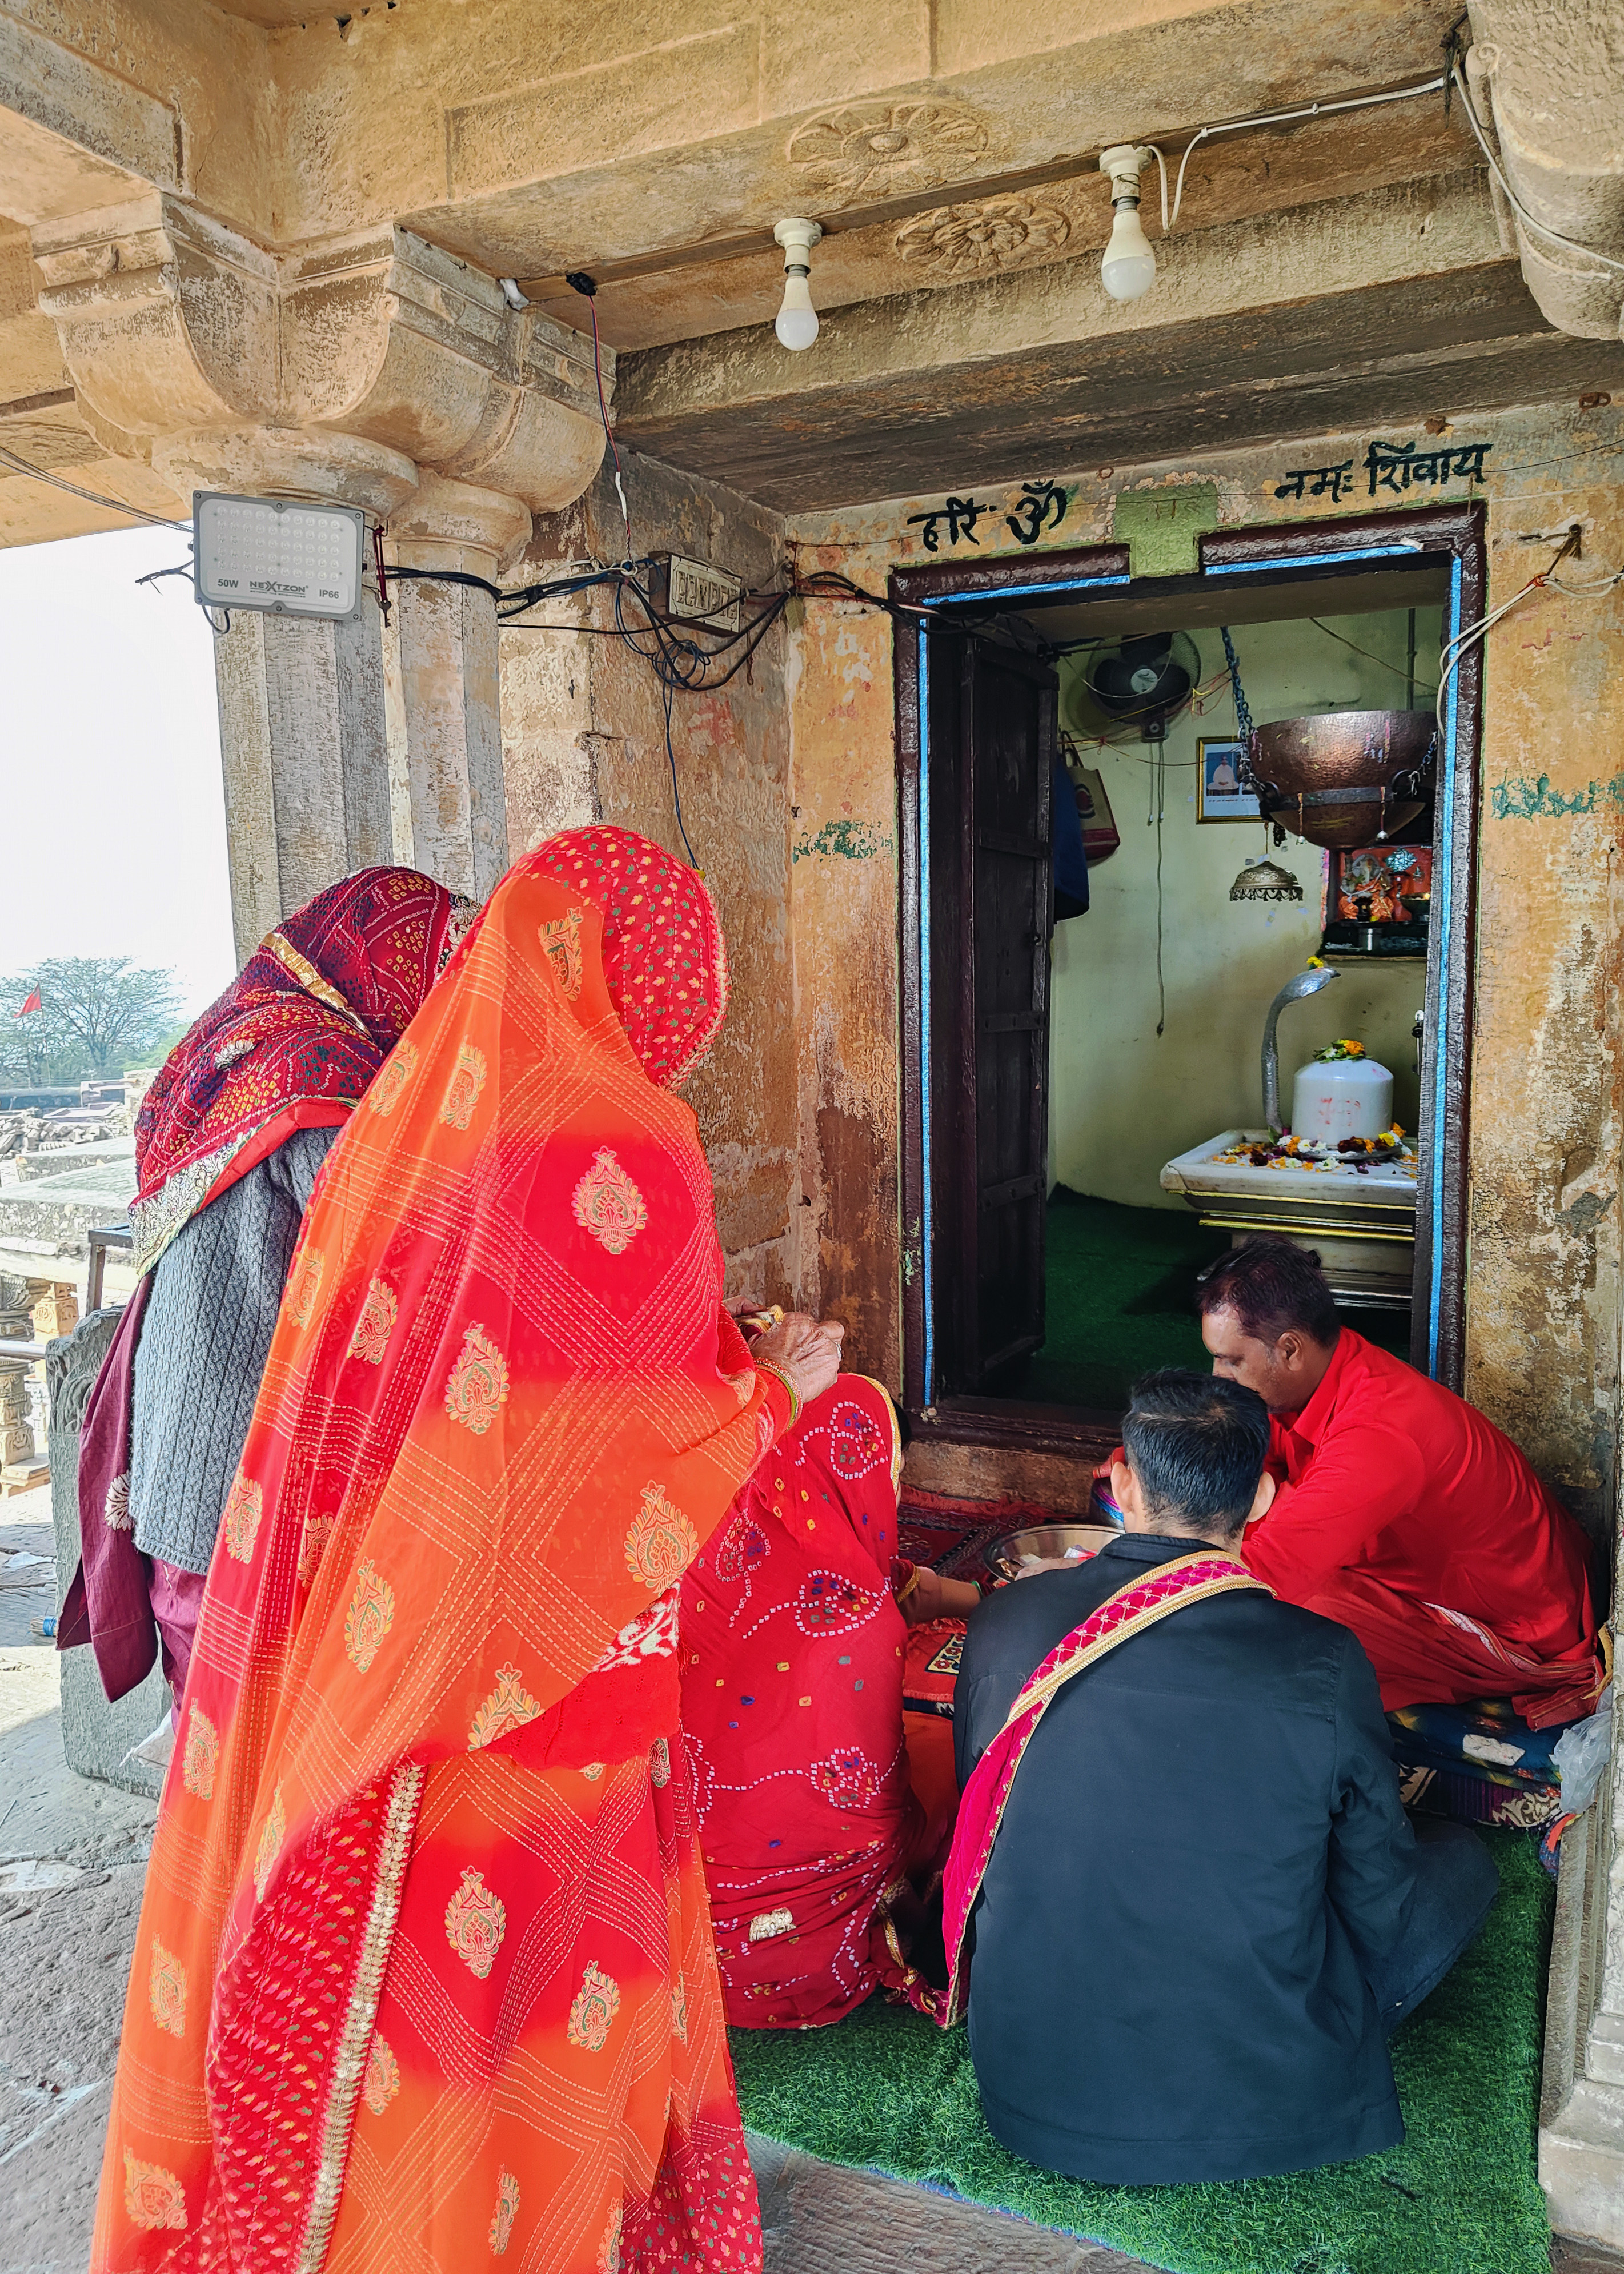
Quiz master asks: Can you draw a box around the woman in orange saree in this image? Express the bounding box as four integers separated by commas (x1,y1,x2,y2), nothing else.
91,827,836,2274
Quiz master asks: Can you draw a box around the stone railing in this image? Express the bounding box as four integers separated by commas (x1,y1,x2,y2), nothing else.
46,1309,167,1796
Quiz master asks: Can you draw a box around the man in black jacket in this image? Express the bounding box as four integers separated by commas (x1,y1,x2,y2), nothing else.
953,1368,1499,2184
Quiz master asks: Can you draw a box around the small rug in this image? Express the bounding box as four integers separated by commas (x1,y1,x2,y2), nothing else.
897,1486,1059,1582
731,1827,1554,2274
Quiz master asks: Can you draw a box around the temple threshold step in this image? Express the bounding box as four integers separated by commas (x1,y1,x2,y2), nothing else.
747,2132,1159,2274
748,2134,1624,2273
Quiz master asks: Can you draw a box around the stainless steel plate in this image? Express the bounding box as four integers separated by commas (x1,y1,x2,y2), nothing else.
984,1523,1119,1580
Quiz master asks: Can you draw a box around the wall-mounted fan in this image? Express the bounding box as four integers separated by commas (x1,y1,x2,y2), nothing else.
1063,629,1202,742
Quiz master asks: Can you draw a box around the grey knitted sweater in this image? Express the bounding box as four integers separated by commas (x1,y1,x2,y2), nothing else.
130,1125,338,1573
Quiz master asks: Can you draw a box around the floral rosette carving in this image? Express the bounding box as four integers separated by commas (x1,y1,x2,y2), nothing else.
895,193,1070,276
567,1961,621,2051
787,100,992,200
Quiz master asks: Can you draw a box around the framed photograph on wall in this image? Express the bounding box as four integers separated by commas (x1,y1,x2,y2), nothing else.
1196,737,1262,823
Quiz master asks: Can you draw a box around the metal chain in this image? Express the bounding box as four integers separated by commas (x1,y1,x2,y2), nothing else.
1220,625,1254,745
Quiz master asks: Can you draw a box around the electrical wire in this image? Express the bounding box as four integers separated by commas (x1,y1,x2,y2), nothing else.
565,272,632,556
1140,72,1449,236
1449,62,1624,278
0,443,187,530
1434,528,1622,731
1309,616,1439,696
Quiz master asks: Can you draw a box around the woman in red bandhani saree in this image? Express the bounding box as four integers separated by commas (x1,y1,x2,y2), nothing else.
91,827,840,2274
680,1373,975,2028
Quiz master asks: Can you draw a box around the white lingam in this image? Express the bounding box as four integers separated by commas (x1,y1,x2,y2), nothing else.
1290,1055,1394,1142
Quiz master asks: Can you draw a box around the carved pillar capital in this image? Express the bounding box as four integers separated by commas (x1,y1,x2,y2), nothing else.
31,193,609,511
387,473,531,577
151,424,418,520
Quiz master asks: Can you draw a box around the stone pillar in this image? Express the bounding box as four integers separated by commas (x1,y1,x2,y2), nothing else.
34,196,608,939
150,426,418,963
0,1273,37,1479
383,476,530,901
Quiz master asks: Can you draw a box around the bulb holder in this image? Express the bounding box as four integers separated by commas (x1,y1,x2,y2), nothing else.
773,217,824,351
773,217,823,264
1098,143,1153,201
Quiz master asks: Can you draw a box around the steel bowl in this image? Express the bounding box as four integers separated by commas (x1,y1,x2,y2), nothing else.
1250,710,1436,851
984,1523,1119,1581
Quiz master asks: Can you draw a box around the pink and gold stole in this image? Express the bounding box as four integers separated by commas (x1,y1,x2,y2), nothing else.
929,1550,1272,2024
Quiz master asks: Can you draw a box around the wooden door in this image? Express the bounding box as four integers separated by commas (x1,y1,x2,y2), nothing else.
952,640,1058,1390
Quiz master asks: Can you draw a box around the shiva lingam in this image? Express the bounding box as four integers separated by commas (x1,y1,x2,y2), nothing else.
1160,962,1414,1310
1249,711,1437,849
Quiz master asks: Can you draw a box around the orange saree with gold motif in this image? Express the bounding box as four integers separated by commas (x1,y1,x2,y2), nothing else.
93,829,789,2274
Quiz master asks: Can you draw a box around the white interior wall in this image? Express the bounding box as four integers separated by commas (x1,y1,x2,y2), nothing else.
1049,607,1442,1211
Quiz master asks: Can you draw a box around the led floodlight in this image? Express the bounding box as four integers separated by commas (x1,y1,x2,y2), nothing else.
194,492,366,621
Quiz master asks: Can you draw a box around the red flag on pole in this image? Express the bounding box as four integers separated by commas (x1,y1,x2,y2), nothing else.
14,990,41,1018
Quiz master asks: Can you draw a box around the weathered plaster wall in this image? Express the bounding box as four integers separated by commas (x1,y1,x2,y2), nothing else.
786,589,902,1380
783,400,1624,1538
506,448,802,1310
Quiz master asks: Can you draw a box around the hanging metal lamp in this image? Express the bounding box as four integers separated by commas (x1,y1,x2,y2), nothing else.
1229,856,1304,904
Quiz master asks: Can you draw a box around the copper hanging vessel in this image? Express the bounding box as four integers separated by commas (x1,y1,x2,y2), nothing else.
1247,711,1437,851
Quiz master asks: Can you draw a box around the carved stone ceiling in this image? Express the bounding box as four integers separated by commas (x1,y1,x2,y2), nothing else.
499,103,1478,355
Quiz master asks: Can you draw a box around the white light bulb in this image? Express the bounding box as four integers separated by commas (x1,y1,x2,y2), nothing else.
1101,204,1157,302
776,268,819,351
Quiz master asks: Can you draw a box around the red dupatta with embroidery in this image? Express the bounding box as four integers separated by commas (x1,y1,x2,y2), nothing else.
92,828,789,2272
129,866,470,1276
929,1550,1272,2025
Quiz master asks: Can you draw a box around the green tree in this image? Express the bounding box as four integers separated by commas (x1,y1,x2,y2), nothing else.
0,959,182,1085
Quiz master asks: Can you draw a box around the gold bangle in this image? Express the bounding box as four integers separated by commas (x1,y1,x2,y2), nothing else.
755,1360,800,1427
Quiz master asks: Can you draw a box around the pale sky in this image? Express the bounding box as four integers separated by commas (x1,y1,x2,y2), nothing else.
1,522,235,1018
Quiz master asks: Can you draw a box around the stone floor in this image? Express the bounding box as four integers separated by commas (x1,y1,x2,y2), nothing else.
0,1501,159,2274
1,1487,1621,2274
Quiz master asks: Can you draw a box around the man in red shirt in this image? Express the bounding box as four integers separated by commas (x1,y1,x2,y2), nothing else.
1196,1238,1606,1730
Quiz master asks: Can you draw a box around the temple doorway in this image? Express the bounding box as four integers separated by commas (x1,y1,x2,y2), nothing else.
892,508,1486,1455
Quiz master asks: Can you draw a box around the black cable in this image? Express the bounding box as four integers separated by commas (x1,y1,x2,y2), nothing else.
660,676,698,868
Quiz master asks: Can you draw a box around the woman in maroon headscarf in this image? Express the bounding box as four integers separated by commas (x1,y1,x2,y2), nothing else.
60,868,474,1732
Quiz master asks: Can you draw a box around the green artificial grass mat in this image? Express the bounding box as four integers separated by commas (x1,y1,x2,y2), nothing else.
1022,1189,1411,1411
731,1827,1553,2274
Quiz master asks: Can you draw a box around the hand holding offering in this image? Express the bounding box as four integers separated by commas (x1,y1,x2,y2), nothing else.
752,1309,845,1410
